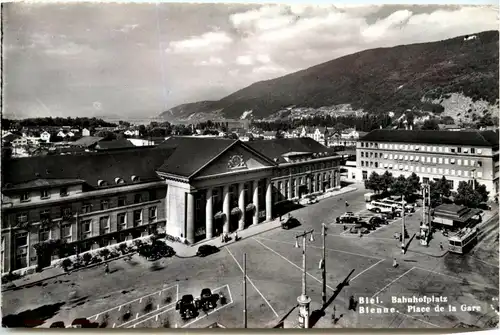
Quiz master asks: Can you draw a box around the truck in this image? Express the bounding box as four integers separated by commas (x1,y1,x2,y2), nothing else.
336,212,360,224
364,193,376,202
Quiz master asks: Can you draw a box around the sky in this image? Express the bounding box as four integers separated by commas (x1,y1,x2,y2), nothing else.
2,2,498,119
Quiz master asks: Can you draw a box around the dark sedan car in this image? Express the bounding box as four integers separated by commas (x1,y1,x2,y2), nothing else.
369,216,387,226
196,245,220,257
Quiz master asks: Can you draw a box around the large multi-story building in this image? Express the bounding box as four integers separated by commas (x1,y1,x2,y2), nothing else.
1,137,341,273
355,130,499,198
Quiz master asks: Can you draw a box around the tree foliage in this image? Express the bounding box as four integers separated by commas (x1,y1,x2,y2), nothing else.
2,117,116,130
454,181,490,208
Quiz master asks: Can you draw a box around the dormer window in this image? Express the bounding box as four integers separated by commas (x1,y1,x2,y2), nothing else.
40,189,50,199
115,177,125,184
97,180,108,187
131,175,140,182
20,192,31,202
60,187,68,197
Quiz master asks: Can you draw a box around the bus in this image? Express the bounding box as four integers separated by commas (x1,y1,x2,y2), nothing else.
448,227,478,254
366,201,396,214
380,199,415,212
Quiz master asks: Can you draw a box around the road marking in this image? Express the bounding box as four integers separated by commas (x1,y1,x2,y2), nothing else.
126,306,175,328
256,236,383,260
329,233,394,241
181,299,234,328
371,268,414,299
225,246,279,318
468,256,499,268
349,259,385,282
118,302,177,328
87,284,178,320
413,266,499,291
253,238,336,291
112,323,116,328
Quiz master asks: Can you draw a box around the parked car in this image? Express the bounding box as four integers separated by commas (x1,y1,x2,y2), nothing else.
377,212,395,220
478,203,492,210
359,221,376,230
336,212,360,224
305,195,319,204
176,294,199,320
196,245,220,257
349,226,370,234
69,318,98,328
198,288,216,311
369,216,387,226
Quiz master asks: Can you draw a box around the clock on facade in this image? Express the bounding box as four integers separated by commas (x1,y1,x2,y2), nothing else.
227,155,246,169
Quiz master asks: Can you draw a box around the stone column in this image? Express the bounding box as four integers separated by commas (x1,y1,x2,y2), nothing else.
313,174,317,193
288,178,292,200
336,170,341,187
330,171,335,189
266,179,273,221
253,180,260,225
205,188,213,239
295,178,299,198
238,182,245,230
186,192,195,244
307,175,312,194
223,185,230,234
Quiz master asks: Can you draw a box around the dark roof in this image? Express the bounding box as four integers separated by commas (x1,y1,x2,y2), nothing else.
2,148,175,188
246,138,337,163
70,136,104,148
360,130,499,147
157,137,237,177
433,203,482,223
95,139,135,150
4,178,85,192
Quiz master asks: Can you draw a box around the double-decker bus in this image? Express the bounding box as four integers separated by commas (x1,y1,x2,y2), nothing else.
448,227,478,254
366,201,395,214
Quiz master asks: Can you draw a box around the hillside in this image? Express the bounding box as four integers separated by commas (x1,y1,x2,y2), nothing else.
160,30,499,121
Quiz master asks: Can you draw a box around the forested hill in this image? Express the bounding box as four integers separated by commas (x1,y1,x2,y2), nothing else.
160,30,499,121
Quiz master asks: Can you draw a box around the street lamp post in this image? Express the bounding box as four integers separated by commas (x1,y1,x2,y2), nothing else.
295,229,314,329
471,169,476,191
401,195,406,254
321,223,327,305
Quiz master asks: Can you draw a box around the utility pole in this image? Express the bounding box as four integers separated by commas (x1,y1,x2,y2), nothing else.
295,229,314,328
401,195,406,254
321,223,327,305
243,253,247,328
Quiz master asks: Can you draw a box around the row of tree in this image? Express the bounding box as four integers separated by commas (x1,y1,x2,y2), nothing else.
2,117,117,130
364,171,489,208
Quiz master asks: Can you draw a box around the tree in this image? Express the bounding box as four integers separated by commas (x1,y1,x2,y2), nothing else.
421,118,440,130
390,175,408,197
364,172,382,193
406,172,421,196
275,130,284,139
95,130,116,140
379,171,395,194
454,181,488,208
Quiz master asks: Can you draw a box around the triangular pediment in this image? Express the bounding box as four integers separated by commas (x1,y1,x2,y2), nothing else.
193,142,275,178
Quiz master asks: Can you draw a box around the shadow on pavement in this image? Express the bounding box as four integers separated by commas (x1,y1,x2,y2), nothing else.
404,233,417,253
2,302,66,327
273,304,298,328
309,269,355,328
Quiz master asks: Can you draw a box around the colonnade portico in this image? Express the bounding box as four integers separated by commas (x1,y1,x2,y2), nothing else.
193,178,272,243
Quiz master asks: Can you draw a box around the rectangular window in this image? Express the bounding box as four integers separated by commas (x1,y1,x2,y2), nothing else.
82,203,92,214
133,209,142,226
40,189,50,199
457,147,462,153
118,197,127,207
445,147,449,153
362,171,368,180
451,170,455,175
447,180,454,189
432,146,437,152
148,190,157,201
438,157,443,164
439,168,443,174
432,167,437,174
16,213,28,224
457,159,462,165
100,199,109,211
39,227,50,242
477,171,483,178
148,206,157,222
445,169,449,174
61,223,72,242
427,167,431,173
426,146,431,152
117,213,127,230
470,148,475,154
16,232,28,247
405,145,409,150
451,148,456,153
432,157,436,163
20,192,31,202
361,152,364,158
464,160,468,166
478,161,482,167
134,193,143,204
389,154,393,159
361,161,364,167
458,170,462,176
404,155,408,160
60,187,68,197
415,156,419,162
464,171,469,177
100,216,110,235
439,147,443,152
445,158,449,164
463,148,469,153
82,219,91,234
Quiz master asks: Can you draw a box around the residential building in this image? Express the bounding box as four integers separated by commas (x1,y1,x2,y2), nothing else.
56,131,67,138
356,130,499,198
328,129,367,147
124,129,139,137
2,137,341,273
82,128,91,137
40,131,51,143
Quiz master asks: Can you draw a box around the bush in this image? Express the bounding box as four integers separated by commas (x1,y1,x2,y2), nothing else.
1,272,21,283
61,258,73,271
118,243,128,255
82,253,92,265
99,248,110,259
91,256,102,264
144,297,153,313
109,251,120,259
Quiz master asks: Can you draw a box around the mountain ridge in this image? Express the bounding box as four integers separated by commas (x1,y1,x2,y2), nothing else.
160,30,499,122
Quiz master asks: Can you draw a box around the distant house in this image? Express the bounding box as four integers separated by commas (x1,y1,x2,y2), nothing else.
299,126,314,138
66,131,75,138
82,128,91,137
57,130,67,138
40,131,51,143
262,131,275,140
124,129,139,137
12,137,29,147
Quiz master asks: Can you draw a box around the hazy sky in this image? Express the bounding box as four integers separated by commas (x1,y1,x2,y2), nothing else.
3,3,498,119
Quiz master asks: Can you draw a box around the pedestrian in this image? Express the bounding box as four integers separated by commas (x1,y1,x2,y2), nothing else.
439,242,443,250
234,231,239,241
332,305,336,321
348,295,355,310
221,232,224,243
343,225,346,231
393,257,398,268
105,263,109,275
345,201,349,208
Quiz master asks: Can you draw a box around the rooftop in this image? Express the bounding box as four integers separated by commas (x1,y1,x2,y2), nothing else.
360,130,499,147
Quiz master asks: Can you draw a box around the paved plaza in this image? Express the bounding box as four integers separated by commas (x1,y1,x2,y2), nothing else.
2,186,499,329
